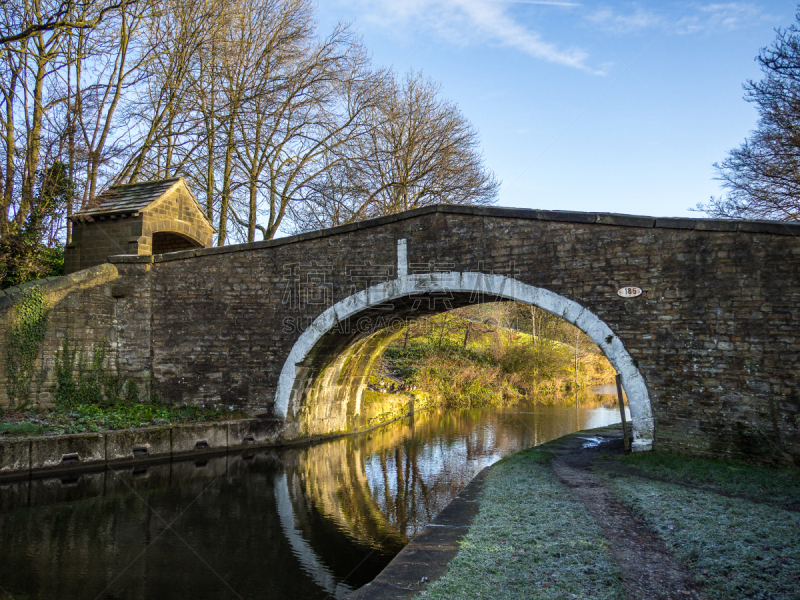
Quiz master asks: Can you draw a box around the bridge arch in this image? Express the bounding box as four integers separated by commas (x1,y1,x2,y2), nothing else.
146,217,211,254
151,229,206,254
276,272,654,451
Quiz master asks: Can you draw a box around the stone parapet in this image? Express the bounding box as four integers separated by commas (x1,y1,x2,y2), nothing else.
0,263,118,310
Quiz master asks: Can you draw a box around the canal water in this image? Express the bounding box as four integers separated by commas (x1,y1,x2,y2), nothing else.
0,397,627,599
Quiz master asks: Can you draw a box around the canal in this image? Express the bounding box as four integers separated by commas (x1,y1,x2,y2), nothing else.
0,396,627,599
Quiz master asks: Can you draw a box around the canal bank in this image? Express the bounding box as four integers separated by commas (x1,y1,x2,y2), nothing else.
0,390,439,479
349,424,800,600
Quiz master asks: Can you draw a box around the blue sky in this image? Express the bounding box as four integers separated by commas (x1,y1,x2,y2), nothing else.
316,1,793,218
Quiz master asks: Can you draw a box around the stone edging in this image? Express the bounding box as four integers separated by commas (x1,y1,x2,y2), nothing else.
347,465,490,600
0,404,441,480
0,418,284,480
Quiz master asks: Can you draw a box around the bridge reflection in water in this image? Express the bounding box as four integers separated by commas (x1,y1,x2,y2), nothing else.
0,399,626,600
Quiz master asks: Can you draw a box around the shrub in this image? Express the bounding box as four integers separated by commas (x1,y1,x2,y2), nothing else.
378,312,616,408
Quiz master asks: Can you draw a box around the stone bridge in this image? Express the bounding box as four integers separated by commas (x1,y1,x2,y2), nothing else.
1,205,799,461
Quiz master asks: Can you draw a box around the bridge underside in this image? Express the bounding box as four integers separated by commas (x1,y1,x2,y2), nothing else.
286,294,474,436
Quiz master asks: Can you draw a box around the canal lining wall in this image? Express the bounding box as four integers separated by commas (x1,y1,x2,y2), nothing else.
0,418,283,479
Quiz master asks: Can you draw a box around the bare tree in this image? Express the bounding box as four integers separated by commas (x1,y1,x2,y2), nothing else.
1,0,148,244
2,0,500,268
71,0,150,205
701,10,800,222
0,0,137,46
1,0,74,238
235,27,384,241
121,0,379,245
227,2,318,242
116,0,218,186
290,70,499,232
209,0,374,244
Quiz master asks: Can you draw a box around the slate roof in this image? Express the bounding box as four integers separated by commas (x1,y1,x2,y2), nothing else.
71,177,208,221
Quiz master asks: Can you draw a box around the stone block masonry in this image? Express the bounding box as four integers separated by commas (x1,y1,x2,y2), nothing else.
0,263,124,408
1,204,799,463
0,418,285,479
65,177,214,274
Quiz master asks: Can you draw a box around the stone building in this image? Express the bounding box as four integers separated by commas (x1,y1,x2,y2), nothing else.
64,177,215,274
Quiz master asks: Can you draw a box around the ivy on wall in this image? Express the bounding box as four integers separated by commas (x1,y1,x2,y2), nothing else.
6,286,48,409
53,335,141,408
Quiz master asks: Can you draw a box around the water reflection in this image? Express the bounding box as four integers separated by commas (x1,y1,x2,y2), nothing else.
0,398,624,599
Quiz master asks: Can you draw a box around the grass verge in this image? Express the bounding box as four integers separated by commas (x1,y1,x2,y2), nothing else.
420,449,625,600
0,402,245,436
616,451,800,508
596,454,800,600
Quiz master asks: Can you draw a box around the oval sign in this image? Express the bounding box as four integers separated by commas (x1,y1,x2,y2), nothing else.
617,286,643,298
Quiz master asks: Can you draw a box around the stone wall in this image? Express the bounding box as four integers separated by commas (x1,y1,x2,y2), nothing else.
65,216,142,273
2,205,799,462
139,188,213,255
140,207,800,461
0,264,121,408
64,185,214,275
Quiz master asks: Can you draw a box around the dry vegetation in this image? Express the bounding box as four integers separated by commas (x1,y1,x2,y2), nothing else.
369,302,617,408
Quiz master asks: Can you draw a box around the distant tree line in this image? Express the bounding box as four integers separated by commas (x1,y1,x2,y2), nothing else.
0,0,498,286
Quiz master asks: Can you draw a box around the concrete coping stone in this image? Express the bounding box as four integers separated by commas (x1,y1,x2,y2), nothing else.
693,219,739,232
97,204,800,268
737,220,800,235
346,466,491,600
0,406,432,480
0,418,286,480
655,217,698,230
536,209,597,224
595,213,656,228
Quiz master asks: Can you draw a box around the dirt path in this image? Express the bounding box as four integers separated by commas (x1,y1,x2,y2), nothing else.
552,451,700,600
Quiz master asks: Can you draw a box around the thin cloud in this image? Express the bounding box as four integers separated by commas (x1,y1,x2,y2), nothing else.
343,0,601,74
587,7,664,33
587,3,775,35
461,0,601,73
675,3,771,35
506,1,583,6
